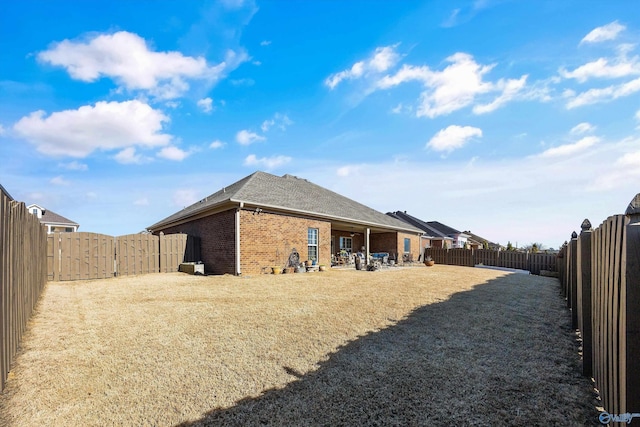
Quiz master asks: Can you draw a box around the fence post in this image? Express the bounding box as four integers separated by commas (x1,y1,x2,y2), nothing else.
569,231,578,328
577,219,593,377
624,194,640,412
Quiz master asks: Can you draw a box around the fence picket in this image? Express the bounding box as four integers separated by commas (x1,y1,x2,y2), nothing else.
560,194,640,416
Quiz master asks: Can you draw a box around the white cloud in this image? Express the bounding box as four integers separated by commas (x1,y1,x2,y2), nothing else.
570,122,596,135
60,161,88,171
369,46,400,72
473,75,528,114
377,53,526,118
336,165,362,177
50,175,70,186
210,139,225,149
566,77,640,108
114,147,149,164
236,129,266,145
197,97,214,113
38,31,247,99
173,189,199,207
325,45,400,89
539,136,600,157
134,197,149,206
427,125,482,152
617,150,640,168
581,21,626,44
157,145,190,161
14,100,171,158
243,154,291,170
261,113,293,132
260,40,271,46
560,57,640,82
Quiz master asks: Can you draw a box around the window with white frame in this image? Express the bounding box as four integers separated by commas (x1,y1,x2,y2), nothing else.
308,228,318,261
339,236,352,253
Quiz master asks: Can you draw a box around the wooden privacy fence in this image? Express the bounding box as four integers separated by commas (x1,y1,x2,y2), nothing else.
47,232,200,281
424,247,557,275
559,194,640,417
0,189,48,391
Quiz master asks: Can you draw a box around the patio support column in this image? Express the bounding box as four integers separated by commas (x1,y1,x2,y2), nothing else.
365,228,370,263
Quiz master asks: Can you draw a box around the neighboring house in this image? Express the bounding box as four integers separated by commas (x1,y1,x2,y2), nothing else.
426,221,470,249
27,204,79,233
147,171,423,275
386,211,454,251
463,231,501,250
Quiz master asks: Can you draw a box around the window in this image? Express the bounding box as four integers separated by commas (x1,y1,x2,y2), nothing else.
339,236,352,253
308,228,318,261
404,238,411,253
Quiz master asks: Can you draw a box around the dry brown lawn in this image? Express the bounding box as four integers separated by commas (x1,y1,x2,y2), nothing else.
0,265,599,426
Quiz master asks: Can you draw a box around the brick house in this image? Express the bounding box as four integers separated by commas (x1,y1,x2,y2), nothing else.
148,172,422,275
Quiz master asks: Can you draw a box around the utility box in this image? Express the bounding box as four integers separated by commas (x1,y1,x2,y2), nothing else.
179,262,204,275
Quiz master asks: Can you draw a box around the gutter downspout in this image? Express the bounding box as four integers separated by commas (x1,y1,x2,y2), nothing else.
236,202,243,275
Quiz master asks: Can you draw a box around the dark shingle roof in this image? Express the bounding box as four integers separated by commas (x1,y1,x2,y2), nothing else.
387,211,453,240
41,209,79,226
149,172,421,233
426,221,464,237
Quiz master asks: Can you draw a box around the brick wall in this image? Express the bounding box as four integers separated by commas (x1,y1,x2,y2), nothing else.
239,210,331,275
369,231,420,264
370,232,398,259
397,232,421,263
156,209,236,275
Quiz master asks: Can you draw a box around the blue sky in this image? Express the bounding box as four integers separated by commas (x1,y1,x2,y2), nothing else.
2,0,639,249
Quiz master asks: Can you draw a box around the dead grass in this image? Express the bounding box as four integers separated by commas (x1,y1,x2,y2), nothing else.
0,265,599,426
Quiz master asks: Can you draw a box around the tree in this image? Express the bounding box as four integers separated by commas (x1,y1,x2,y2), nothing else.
506,241,514,251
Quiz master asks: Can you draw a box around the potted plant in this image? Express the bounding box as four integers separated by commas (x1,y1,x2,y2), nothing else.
272,266,282,274
318,264,326,272
424,256,435,267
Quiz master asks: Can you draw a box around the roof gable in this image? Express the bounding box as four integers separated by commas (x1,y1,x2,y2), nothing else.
149,172,421,233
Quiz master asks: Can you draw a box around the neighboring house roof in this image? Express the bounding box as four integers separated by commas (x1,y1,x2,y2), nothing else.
149,171,422,233
27,204,79,227
0,183,14,200
425,221,465,237
464,231,500,249
386,211,453,241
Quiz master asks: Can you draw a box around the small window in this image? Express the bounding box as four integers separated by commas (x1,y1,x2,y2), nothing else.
404,238,411,253
308,228,318,261
65,227,74,232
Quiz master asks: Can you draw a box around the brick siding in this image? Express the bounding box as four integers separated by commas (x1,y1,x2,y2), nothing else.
155,209,236,275
239,210,331,275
